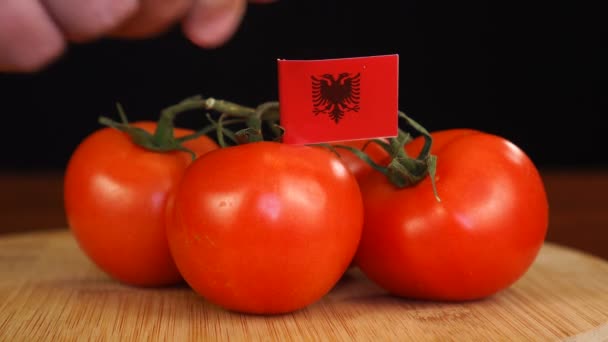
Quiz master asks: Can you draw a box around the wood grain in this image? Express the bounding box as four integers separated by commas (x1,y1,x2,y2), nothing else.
1,230,607,341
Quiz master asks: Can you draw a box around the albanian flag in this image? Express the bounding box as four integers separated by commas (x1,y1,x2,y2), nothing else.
278,54,399,145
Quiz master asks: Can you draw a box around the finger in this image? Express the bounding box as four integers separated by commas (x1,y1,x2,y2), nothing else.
182,0,247,48
41,0,138,42
0,0,65,72
111,0,193,38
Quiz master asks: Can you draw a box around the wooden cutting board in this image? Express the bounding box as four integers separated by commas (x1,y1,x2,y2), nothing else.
1,230,607,341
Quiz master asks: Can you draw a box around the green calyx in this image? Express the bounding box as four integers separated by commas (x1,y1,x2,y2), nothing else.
386,113,438,197
98,96,215,160
328,112,440,201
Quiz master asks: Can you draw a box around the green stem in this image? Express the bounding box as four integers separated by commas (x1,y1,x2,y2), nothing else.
153,95,206,146
217,113,228,148
328,144,389,175
240,101,281,143
197,98,280,145
116,103,129,124
268,122,285,141
205,113,238,147
255,101,280,121
154,96,261,147
256,102,281,141
202,98,256,118
398,111,432,162
176,118,244,144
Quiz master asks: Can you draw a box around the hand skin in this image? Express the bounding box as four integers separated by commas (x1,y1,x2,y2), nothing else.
0,0,275,73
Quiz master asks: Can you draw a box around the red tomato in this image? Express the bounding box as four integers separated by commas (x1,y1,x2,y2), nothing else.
329,139,389,270
166,141,363,314
64,121,218,286
355,129,549,300
404,128,479,157
333,139,389,182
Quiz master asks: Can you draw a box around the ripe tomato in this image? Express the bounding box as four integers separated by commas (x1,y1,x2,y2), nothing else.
332,139,389,182
404,128,479,156
166,141,363,314
355,129,549,300
325,140,388,269
64,121,218,287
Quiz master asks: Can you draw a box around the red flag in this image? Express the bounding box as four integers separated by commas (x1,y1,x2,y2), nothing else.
278,54,399,145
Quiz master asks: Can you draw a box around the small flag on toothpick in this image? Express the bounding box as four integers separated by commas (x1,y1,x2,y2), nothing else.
278,54,399,145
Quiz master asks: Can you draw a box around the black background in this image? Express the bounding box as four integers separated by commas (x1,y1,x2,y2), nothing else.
0,1,605,171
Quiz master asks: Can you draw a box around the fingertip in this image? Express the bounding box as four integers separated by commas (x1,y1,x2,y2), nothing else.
182,0,246,48
13,33,66,73
110,0,193,39
0,1,66,73
44,0,140,42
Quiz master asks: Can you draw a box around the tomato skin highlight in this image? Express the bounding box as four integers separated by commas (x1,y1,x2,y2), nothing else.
64,122,218,287
166,141,364,314
355,130,549,300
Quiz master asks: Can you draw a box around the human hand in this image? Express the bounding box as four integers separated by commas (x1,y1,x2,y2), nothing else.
0,0,274,73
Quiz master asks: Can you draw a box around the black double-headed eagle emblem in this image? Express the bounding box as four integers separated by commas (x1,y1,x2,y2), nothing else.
312,72,361,123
